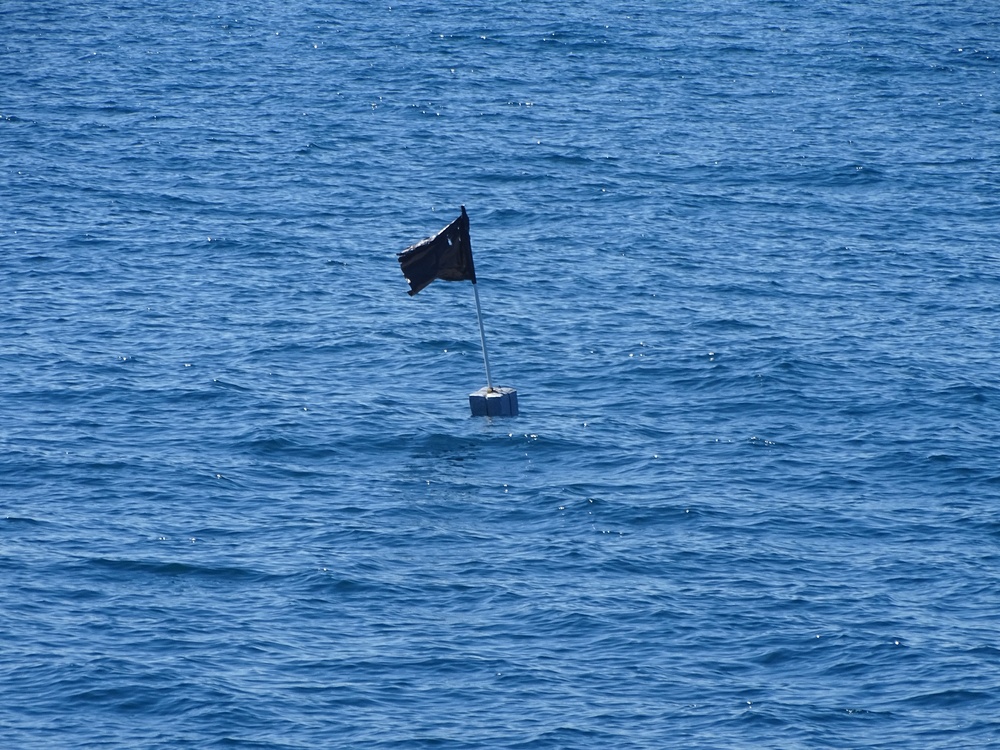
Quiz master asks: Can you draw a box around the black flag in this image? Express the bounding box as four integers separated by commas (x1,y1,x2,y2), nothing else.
397,206,477,296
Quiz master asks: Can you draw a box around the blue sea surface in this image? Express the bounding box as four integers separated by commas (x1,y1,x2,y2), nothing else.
3,1,1000,747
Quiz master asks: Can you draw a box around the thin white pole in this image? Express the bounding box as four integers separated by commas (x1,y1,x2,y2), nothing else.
472,282,494,391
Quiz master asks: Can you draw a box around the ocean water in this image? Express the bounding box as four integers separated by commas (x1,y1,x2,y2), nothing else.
2,1,1000,747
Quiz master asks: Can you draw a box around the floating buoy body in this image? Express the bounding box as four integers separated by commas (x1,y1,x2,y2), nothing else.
469,386,518,417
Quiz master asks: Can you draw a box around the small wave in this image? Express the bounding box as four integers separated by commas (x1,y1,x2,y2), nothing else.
85,556,275,582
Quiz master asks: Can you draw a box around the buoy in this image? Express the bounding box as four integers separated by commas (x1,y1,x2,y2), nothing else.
469,386,518,417
398,206,520,417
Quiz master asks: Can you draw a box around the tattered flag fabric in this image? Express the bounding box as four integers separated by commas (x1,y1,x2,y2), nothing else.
397,206,477,296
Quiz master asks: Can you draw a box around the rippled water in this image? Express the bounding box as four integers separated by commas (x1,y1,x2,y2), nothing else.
3,1,1000,747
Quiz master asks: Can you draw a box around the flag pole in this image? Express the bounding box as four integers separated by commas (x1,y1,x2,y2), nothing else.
472,282,494,392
